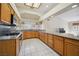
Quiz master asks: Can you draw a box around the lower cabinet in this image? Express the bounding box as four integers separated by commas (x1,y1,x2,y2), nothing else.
40,32,45,42
39,32,42,40
64,38,79,56
16,38,20,55
47,34,53,48
23,31,32,39
0,38,20,56
44,33,48,44
35,31,39,38
53,36,64,55
22,31,79,56
23,31,39,39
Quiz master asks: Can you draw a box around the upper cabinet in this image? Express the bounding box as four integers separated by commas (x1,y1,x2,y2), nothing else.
0,3,20,25
0,3,11,24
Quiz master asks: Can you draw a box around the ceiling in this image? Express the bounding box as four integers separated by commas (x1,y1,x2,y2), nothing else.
15,3,79,23
15,3,58,22
40,3,79,22
53,3,79,17
57,6,79,22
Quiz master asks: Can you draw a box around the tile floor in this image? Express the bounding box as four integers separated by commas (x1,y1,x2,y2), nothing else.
18,38,59,56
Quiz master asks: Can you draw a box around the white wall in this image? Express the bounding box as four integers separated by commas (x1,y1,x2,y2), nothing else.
21,19,35,29
57,7,79,21
42,16,69,33
17,18,43,30
42,7,79,35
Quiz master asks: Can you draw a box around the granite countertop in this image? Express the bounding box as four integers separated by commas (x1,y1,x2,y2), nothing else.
17,29,45,31
41,31,79,40
0,29,79,41
20,29,79,40
0,33,22,40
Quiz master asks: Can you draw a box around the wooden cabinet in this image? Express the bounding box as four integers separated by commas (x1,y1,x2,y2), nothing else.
44,33,48,44
23,31,32,39
31,31,38,38
22,31,79,56
0,35,22,56
54,36,64,55
0,3,20,25
35,31,39,38
0,3,11,24
64,38,79,56
0,3,1,21
39,32,42,40
0,40,16,56
41,33,45,42
0,38,20,56
23,31,39,39
39,32,47,43
47,34,53,48
16,38,20,55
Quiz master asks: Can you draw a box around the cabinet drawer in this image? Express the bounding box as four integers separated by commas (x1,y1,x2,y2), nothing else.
65,38,79,46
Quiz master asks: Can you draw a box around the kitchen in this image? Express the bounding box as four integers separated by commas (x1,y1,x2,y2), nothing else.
0,3,79,56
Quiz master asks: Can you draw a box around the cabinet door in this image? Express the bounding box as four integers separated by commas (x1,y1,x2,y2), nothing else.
0,40,16,56
23,32,32,39
64,42,79,56
64,39,79,56
42,33,45,42
35,32,39,38
30,32,36,38
33,31,38,38
30,32,34,38
54,36,64,55
1,3,11,24
39,32,42,40
44,33,48,44
16,38,20,56
48,34,53,48
0,3,1,21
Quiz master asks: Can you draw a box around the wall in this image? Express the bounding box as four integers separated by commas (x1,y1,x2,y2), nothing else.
42,7,79,35
16,19,35,30
16,18,43,30
68,21,79,36
42,16,69,33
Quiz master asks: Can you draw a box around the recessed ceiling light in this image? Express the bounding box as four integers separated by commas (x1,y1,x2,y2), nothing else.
46,5,48,7
72,5,78,8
